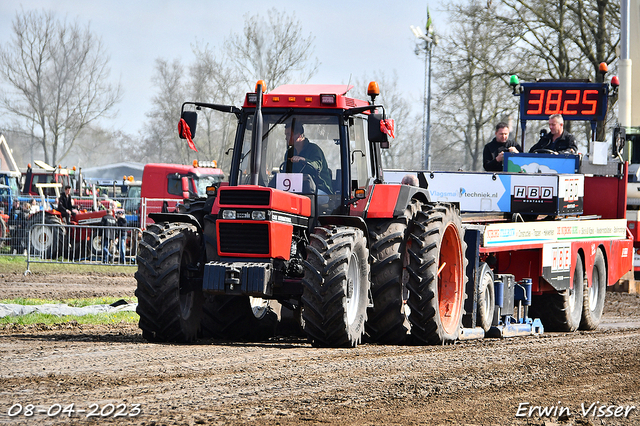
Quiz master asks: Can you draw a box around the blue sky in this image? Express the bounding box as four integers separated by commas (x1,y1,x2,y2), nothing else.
0,1,445,135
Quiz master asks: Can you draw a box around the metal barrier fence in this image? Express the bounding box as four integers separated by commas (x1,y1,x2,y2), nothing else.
0,194,142,256
25,223,142,272
2,194,184,269
140,197,184,229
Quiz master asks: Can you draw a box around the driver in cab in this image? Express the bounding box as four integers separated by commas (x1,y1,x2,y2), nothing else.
529,114,578,154
284,122,333,195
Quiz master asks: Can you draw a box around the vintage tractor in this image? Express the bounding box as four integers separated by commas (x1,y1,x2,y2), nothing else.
135,81,467,347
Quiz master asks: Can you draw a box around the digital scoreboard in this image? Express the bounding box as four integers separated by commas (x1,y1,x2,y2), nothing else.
520,82,608,122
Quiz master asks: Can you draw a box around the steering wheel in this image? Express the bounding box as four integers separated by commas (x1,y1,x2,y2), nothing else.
532,149,557,154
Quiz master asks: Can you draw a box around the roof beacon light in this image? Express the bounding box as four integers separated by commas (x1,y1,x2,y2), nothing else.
193,160,199,168
320,94,336,105
509,74,520,95
599,62,608,73
611,75,620,87
255,80,267,93
367,81,380,102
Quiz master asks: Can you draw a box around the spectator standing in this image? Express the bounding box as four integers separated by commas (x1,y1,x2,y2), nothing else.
116,211,127,264
100,209,117,263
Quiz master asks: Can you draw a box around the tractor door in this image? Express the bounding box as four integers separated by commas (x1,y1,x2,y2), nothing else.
348,116,373,197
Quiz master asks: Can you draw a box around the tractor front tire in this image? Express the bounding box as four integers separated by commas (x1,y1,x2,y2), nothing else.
406,203,467,344
135,222,203,343
302,225,370,348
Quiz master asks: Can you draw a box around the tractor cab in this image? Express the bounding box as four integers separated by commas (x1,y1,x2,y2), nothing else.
179,81,393,220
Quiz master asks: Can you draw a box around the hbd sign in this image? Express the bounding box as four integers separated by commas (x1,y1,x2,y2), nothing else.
514,186,554,200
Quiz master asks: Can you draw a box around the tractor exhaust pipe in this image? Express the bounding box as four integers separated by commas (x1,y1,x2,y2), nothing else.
250,82,265,186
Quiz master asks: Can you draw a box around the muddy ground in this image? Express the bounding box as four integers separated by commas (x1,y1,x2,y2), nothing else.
0,271,639,425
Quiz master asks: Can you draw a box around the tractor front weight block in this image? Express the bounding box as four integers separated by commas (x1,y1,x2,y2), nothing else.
203,261,273,297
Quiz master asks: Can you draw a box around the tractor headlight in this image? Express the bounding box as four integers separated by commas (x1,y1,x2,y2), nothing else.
252,210,266,221
222,210,236,220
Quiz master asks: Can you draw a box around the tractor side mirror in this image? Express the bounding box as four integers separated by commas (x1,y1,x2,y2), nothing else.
181,176,190,199
179,111,198,139
368,113,391,149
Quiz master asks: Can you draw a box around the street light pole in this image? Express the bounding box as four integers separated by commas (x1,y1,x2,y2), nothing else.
411,23,435,170
426,43,433,170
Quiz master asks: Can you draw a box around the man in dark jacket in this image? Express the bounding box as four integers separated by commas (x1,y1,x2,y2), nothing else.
57,185,77,223
483,122,522,171
283,122,333,195
528,114,578,154
100,209,117,263
116,211,128,264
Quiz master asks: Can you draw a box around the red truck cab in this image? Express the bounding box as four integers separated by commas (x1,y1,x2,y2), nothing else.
141,162,224,199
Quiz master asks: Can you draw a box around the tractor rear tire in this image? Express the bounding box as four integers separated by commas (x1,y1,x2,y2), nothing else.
135,222,203,343
406,203,467,344
531,254,584,332
580,249,606,330
365,201,419,344
27,215,65,259
302,225,370,348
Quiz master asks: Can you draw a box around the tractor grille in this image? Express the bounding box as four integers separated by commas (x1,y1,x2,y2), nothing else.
219,222,269,254
219,190,270,206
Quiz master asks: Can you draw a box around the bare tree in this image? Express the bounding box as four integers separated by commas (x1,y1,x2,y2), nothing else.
0,10,122,166
188,43,242,172
224,8,320,90
143,9,321,166
355,71,423,170
496,0,620,139
143,58,188,163
432,1,519,171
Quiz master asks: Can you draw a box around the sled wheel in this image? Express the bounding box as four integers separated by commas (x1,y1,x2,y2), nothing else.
580,249,606,330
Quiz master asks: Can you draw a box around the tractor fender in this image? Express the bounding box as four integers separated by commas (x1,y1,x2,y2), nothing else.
317,216,369,248
148,213,203,233
366,184,430,219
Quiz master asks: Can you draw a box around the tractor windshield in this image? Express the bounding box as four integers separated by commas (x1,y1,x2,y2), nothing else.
236,114,342,211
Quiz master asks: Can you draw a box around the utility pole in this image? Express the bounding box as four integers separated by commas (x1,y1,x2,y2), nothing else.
411,8,436,170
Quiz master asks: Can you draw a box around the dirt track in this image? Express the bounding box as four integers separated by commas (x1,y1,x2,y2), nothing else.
0,272,639,425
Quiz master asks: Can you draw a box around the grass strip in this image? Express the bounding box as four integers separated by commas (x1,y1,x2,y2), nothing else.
0,311,139,325
0,255,135,275
0,297,139,325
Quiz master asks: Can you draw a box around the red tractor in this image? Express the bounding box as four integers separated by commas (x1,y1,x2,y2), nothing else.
135,81,467,347
16,183,113,259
